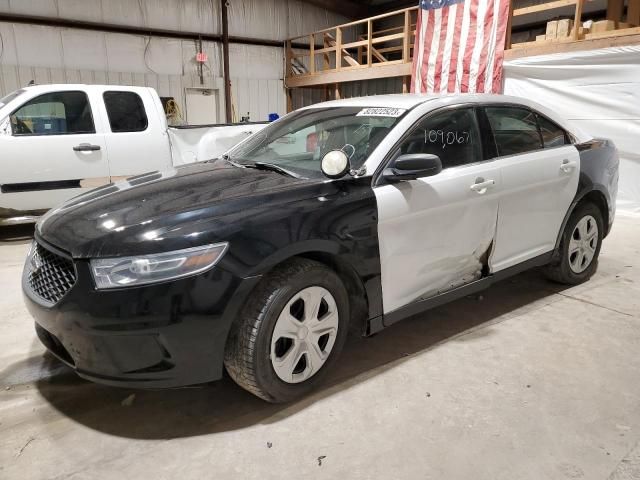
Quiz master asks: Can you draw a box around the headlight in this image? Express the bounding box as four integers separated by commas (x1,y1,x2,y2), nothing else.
90,243,228,289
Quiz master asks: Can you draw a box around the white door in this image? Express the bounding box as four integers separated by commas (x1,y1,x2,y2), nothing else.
0,90,109,212
186,88,218,125
485,106,581,271
98,88,172,179
374,107,501,314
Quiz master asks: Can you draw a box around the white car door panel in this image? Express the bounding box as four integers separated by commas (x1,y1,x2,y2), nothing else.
374,106,500,314
485,104,581,272
375,163,501,313
491,146,580,271
0,89,110,211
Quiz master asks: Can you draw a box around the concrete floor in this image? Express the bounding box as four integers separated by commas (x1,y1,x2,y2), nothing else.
1,216,640,480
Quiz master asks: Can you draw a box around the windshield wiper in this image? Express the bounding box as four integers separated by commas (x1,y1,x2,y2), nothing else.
243,162,301,178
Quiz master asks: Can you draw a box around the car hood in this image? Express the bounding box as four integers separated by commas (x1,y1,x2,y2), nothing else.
36,160,325,258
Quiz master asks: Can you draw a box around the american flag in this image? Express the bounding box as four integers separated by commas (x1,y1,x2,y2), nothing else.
411,0,510,94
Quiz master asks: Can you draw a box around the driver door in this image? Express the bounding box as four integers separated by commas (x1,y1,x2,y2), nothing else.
373,106,501,314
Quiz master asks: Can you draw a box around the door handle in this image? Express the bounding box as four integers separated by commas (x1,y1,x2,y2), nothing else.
470,178,495,195
560,159,577,173
73,143,101,152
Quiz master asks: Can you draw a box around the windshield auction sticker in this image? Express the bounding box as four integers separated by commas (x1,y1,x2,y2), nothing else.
356,107,406,118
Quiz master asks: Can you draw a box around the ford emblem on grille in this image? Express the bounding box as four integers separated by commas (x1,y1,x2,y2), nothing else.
30,251,43,276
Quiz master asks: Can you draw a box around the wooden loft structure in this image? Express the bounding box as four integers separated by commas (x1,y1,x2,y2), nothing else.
284,0,640,108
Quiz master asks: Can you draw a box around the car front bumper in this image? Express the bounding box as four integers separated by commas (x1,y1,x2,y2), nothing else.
22,245,262,389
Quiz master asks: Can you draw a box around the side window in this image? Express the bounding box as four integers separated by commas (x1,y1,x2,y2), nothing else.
485,106,542,156
398,108,481,169
537,114,568,148
103,91,148,133
10,91,95,136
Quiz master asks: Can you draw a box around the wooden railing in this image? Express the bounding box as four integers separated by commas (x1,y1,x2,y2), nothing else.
285,7,418,87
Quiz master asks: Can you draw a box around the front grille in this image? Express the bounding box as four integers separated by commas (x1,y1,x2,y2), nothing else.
27,242,76,305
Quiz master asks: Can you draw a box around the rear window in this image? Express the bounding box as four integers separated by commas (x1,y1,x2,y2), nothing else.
485,106,543,156
103,91,148,133
537,114,568,148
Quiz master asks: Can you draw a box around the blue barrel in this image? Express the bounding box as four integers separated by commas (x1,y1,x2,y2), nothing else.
268,113,280,122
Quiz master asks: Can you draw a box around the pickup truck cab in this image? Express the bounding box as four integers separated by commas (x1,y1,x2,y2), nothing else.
22,94,619,403
0,84,266,225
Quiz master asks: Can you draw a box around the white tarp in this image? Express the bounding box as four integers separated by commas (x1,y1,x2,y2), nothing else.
504,46,640,212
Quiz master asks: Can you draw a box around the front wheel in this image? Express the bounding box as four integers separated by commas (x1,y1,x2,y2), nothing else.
545,202,603,285
224,258,349,403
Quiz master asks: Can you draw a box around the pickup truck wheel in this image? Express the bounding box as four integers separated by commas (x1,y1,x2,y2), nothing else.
545,202,603,285
224,258,349,403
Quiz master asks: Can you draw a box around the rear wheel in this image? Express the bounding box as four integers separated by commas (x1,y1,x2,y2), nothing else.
224,258,349,403
545,202,603,285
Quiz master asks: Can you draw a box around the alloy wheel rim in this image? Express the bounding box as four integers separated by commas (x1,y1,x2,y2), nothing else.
270,286,339,384
568,215,598,274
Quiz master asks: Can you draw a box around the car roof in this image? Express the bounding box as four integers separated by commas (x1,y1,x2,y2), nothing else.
302,93,592,143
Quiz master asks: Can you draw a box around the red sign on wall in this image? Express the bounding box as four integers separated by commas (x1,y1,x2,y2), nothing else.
196,52,208,63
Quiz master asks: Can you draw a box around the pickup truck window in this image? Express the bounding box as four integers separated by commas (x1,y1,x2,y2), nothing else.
103,91,148,133
485,106,543,156
227,107,404,179
398,107,481,168
10,91,95,136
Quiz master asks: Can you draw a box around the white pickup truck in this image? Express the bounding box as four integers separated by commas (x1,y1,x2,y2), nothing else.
0,84,268,225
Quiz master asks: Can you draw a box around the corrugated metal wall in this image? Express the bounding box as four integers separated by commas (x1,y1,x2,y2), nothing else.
0,0,350,122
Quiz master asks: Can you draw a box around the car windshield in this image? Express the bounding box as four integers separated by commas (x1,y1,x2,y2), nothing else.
226,106,406,179
0,89,26,109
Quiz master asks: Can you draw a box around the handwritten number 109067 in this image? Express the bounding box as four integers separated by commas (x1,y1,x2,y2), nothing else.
425,129,470,149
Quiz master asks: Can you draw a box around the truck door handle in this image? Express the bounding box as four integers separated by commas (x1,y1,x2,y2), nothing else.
73,143,101,152
470,178,495,195
560,159,577,173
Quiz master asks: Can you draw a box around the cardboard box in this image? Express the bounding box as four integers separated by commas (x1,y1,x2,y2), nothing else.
546,20,558,39
591,20,616,33
557,19,574,37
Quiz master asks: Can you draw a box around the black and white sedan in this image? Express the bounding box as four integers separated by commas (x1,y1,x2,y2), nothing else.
23,94,619,402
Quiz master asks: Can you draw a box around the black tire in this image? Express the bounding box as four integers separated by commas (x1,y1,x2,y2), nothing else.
224,258,350,403
544,202,604,285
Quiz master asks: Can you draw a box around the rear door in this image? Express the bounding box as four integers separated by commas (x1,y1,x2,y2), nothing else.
485,106,580,271
374,106,501,314
0,89,109,212
98,88,172,181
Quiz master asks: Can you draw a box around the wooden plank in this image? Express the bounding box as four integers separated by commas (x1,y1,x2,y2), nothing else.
371,32,406,44
309,34,315,74
513,0,577,16
403,9,411,62
629,0,640,26
285,62,412,88
585,26,640,39
573,0,583,40
504,32,640,59
367,20,373,66
324,32,360,67
336,28,342,70
606,0,624,22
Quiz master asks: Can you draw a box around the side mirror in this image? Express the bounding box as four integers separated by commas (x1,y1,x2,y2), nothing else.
321,150,351,179
383,154,442,182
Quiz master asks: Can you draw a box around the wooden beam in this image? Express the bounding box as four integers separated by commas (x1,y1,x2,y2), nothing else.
573,0,584,40
513,0,577,16
506,0,513,48
606,0,624,22
367,20,373,66
403,9,411,62
629,0,640,26
286,62,412,88
504,32,640,59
